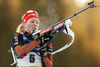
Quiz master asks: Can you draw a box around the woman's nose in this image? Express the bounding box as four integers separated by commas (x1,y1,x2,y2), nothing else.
33,21,37,26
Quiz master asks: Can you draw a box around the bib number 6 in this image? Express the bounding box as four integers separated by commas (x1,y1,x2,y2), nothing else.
29,54,35,63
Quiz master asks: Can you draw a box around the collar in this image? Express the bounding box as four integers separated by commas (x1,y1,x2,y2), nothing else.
24,31,33,40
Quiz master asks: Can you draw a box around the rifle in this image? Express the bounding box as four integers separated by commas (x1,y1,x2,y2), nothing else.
31,1,100,55
30,1,100,55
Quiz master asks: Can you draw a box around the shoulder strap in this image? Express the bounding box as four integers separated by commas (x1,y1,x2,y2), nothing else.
22,33,32,43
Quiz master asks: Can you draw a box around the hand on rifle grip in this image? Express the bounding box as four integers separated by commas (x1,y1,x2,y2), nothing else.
41,33,53,44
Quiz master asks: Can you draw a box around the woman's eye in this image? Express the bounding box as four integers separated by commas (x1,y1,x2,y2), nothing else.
31,21,34,23
36,22,39,24
31,22,34,23
30,20,39,24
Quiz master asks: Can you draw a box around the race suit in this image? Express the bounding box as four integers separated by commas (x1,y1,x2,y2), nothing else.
12,31,53,67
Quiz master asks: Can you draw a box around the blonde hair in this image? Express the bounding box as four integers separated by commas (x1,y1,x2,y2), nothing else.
16,23,25,34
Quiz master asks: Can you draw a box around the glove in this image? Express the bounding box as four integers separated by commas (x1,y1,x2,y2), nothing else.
41,33,53,44
40,33,53,57
41,48,47,57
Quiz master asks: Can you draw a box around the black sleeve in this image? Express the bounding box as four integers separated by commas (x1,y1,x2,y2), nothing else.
12,33,24,49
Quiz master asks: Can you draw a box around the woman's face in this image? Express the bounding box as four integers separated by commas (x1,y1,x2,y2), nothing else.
24,18,40,33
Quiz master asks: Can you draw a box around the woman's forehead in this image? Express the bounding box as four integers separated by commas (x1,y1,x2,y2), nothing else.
29,18,39,22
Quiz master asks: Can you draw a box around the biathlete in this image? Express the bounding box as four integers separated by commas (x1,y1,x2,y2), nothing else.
11,10,53,67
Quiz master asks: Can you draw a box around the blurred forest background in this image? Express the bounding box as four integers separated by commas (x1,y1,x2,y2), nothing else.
0,0,100,67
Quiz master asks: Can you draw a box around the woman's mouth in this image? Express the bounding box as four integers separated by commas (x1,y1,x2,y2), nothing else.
32,27,36,31
31,27,36,33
